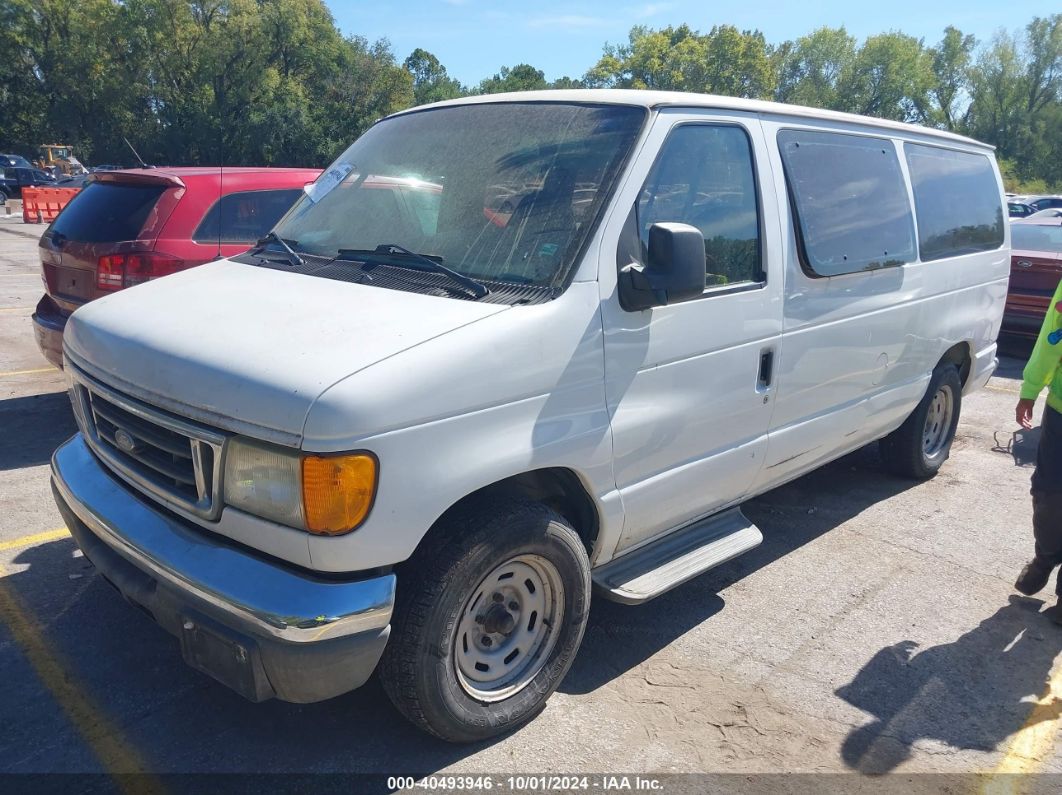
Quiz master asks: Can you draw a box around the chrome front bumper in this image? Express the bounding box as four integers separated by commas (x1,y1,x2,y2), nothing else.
51,433,395,702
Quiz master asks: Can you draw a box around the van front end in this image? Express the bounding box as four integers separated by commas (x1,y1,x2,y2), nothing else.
51,433,394,703
50,356,397,704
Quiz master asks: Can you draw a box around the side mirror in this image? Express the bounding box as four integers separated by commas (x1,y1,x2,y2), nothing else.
619,222,706,311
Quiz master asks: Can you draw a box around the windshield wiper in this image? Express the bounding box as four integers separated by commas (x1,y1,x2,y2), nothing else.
337,244,489,299
252,231,304,267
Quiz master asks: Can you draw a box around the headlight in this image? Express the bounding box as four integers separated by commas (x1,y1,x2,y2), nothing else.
223,438,377,535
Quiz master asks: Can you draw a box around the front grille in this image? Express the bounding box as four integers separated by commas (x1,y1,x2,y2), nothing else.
70,368,226,519
91,396,202,498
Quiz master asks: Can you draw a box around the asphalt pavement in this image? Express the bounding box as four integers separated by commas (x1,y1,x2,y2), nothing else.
0,216,1059,793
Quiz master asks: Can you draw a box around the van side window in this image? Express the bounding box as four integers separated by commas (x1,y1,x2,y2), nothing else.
778,130,916,277
904,144,1004,261
637,124,763,288
193,189,303,244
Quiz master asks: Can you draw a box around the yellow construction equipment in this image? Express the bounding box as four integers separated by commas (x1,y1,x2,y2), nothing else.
33,144,86,176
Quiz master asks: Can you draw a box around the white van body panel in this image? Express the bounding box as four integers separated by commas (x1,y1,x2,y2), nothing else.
63,260,507,446
300,280,623,571
58,91,1008,576
596,108,785,556
750,116,1009,491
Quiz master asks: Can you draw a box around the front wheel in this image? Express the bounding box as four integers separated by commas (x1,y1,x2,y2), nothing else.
379,499,591,742
880,363,962,479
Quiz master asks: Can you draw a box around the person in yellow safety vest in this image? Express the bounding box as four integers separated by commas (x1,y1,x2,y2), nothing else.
1015,277,1062,620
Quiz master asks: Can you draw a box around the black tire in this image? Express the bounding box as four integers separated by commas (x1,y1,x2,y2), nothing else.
880,363,962,479
379,498,591,743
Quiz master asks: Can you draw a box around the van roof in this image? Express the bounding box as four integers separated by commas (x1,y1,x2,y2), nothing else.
394,89,992,151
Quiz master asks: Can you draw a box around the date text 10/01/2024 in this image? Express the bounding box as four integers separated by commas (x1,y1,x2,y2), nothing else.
388,776,665,791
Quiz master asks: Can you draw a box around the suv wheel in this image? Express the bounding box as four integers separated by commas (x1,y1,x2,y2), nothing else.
379,498,591,742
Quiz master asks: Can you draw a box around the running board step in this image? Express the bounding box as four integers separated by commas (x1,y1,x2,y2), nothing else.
593,507,762,604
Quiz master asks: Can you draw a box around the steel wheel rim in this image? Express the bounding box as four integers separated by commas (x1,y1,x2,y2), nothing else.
454,554,565,702
922,384,954,458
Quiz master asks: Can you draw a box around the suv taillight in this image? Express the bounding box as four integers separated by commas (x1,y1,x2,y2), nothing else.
97,252,188,291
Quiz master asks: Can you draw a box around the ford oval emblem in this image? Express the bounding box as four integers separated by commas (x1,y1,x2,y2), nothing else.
114,429,138,454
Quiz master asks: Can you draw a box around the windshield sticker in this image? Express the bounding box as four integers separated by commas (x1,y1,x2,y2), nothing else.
304,162,354,204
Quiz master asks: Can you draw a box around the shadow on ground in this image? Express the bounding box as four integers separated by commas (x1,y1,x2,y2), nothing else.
563,443,922,694
997,338,1033,373
992,426,1041,467
0,538,492,784
0,390,76,471
837,594,1062,775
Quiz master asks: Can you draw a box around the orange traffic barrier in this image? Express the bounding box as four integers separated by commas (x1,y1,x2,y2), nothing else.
22,187,81,224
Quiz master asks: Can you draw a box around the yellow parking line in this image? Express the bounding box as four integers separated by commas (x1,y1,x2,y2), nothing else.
0,367,55,377
981,658,1062,793
984,383,1021,395
0,306,32,312
0,527,69,553
0,579,157,788
0,530,161,790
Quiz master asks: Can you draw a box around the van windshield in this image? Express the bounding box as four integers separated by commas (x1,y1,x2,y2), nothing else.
271,102,645,290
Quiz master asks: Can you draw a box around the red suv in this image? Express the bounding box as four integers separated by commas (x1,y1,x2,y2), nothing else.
1002,219,1062,338
33,166,321,368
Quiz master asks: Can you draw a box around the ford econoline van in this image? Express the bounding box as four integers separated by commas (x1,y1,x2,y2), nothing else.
49,90,1009,742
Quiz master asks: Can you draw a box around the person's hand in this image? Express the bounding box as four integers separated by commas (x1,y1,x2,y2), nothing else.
1016,398,1036,429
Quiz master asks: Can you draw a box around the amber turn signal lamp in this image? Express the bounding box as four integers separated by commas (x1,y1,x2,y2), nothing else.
301,453,378,535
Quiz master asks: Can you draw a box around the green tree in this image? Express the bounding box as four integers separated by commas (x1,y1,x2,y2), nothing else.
2,4,1059,189
404,48,464,106
584,24,773,98
775,26,856,109
966,15,1060,185
838,32,934,122
1023,15,1062,116
0,0,141,162
928,26,976,130
477,64,549,94
550,76,585,89
967,31,1034,170
0,0,412,167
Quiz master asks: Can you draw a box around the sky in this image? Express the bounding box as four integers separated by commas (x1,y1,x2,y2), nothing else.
326,0,1060,87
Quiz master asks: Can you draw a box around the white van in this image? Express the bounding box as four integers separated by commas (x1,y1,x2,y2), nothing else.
50,90,1008,742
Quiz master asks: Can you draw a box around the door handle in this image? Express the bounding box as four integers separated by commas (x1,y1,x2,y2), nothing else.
757,348,774,392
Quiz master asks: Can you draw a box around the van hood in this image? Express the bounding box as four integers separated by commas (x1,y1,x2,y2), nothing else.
64,260,508,446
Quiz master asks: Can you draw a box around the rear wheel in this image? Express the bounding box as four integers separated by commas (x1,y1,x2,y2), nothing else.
880,363,962,479
379,499,591,743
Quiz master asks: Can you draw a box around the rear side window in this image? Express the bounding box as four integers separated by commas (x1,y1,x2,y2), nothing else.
50,182,166,242
778,130,916,277
904,144,1004,261
193,189,303,244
